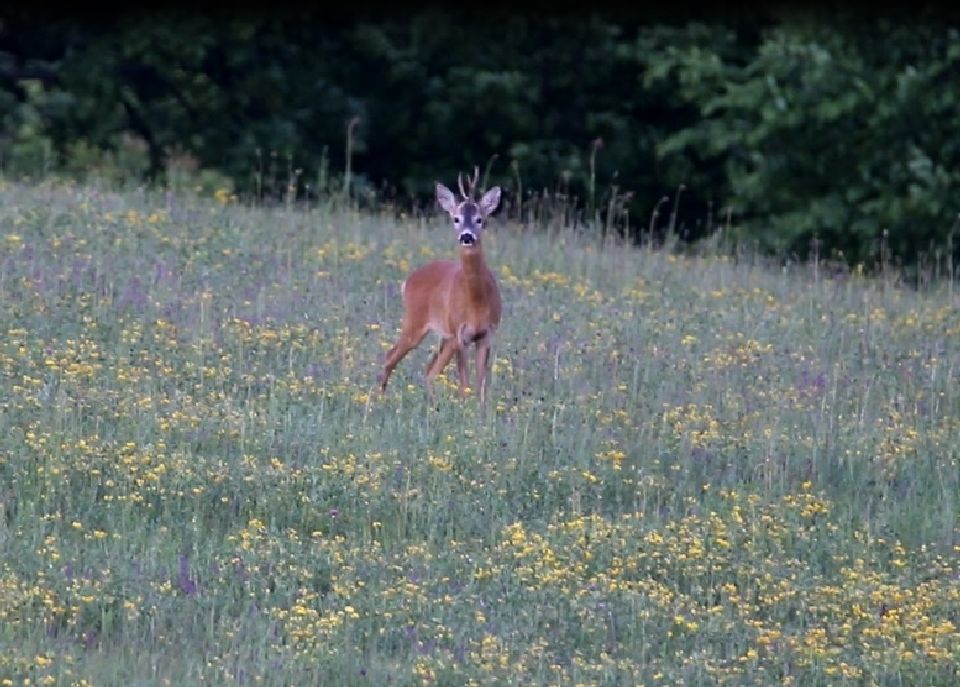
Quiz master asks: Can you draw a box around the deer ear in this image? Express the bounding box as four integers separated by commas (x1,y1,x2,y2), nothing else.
479,186,501,217
436,183,458,215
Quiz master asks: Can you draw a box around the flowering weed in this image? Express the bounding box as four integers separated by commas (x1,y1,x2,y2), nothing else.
0,179,957,685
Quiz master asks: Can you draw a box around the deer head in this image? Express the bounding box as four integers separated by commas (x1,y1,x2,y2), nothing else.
436,166,501,247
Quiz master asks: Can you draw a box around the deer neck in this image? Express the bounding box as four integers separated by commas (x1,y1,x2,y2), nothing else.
459,244,492,302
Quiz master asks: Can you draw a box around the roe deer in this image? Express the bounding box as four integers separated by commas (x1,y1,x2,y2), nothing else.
378,166,502,402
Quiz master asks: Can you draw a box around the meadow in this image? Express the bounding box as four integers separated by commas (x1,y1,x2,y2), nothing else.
0,178,958,686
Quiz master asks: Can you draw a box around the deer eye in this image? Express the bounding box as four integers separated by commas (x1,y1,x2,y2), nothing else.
474,216,483,225
454,216,461,224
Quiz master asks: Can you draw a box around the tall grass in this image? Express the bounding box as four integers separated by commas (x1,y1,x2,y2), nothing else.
0,178,957,686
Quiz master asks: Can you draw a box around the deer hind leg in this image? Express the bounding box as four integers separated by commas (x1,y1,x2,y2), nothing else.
425,338,468,391
455,347,469,396
379,329,427,392
425,336,460,391
424,339,445,376
453,323,479,397
475,337,492,404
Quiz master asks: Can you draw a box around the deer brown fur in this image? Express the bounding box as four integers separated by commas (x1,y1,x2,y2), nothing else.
378,167,502,402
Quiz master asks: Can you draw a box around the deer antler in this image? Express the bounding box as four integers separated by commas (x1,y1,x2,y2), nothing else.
457,166,481,201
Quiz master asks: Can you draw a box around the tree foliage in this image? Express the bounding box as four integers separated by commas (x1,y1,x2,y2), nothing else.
648,16,960,264
1,7,958,266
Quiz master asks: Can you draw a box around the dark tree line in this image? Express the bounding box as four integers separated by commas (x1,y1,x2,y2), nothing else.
2,5,959,267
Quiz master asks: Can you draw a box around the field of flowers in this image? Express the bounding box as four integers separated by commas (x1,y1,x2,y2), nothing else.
0,179,958,686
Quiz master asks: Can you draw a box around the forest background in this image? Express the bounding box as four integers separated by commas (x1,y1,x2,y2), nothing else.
2,4,959,269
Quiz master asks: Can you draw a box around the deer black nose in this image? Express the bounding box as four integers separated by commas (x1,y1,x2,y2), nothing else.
459,231,476,246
